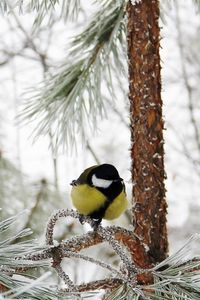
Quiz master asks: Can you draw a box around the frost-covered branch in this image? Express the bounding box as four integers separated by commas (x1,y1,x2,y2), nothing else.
1,0,81,25
45,209,141,287
1,212,200,299
20,0,127,149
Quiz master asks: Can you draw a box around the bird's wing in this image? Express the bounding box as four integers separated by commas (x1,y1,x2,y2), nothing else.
71,165,98,185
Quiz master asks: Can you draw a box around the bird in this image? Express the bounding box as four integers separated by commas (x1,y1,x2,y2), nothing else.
70,163,128,229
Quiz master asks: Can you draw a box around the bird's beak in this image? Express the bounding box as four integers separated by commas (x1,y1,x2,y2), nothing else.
70,180,77,186
113,178,123,182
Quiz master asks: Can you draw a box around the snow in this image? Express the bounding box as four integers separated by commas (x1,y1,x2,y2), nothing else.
130,0,141,6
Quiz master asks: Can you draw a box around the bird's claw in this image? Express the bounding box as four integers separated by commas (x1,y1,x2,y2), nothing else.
91,219,101,231
79,214,85,225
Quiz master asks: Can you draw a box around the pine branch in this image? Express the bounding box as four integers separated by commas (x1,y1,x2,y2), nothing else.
45,209,152,282
0,272,73,300
43,209,154,288
40,210,200,297
1,0,81,25
1,212,200,299
62,278,123,292
20,0,127,149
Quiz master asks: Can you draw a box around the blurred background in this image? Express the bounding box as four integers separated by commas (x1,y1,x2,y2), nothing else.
0,1,200,284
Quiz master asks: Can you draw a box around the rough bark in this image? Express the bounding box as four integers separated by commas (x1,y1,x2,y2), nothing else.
127,0,168,265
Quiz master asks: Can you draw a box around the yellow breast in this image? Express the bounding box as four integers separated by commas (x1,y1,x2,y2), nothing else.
104,191,128,220
71,184,106,216
71,184,128,220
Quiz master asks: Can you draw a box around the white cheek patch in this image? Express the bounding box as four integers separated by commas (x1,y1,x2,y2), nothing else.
92,174,113,188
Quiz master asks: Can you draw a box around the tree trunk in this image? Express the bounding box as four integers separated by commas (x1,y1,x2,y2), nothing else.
127,0,168,266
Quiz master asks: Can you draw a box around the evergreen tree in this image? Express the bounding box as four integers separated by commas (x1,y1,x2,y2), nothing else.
1,1,200,299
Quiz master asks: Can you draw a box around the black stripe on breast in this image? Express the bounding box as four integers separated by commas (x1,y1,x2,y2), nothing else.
89,181,124,220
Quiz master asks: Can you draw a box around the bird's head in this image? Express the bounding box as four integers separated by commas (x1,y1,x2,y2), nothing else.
88,164,123,189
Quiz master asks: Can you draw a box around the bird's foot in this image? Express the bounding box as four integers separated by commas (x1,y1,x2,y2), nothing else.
78,214,85,225
91,219,101,231
78,215,101,231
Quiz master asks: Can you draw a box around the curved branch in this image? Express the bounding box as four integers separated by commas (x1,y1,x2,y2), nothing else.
62,278,123,292
45,209,154,286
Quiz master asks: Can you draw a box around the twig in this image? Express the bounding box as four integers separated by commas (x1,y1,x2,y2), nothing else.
22,179,48,231
174,2,200,159
53,264,77,292
97,225,137,285
10,8,60,191
86,141,101,164
45,209,81,245
17,208,155,293
61,278,123,292
63,250,123,278
45,209,151,287
167,122,200,178
19,210,200,295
